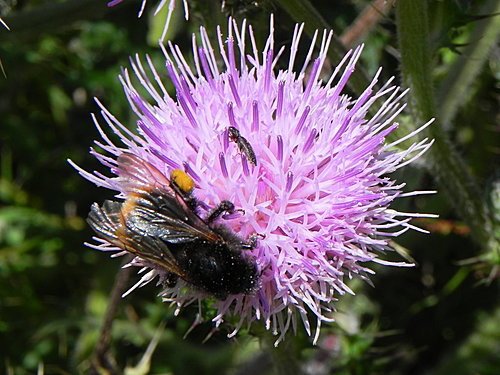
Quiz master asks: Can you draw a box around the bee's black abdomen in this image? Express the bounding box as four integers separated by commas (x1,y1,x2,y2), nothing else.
173,239,258,299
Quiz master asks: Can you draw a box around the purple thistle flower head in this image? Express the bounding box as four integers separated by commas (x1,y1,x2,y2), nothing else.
71,17,435,345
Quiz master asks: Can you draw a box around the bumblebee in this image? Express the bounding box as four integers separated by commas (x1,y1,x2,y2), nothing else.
87,153,259,299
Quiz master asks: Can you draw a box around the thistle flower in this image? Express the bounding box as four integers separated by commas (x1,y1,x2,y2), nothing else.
107,0,189,42
71,17,435,344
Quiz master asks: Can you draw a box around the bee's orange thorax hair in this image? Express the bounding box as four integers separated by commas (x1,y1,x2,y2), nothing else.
120,192,142,225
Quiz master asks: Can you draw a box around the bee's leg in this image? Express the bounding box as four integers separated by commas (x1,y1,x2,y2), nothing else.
241,233,265,250
206,200,235,223
183,195,199,211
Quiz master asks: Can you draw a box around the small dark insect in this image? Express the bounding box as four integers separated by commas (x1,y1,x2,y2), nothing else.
228,126,257,166
87,153,260,299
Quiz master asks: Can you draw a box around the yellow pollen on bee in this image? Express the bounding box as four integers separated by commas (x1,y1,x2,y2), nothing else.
171,169,195,193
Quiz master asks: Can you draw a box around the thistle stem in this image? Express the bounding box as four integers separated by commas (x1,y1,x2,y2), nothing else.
396,0,496,250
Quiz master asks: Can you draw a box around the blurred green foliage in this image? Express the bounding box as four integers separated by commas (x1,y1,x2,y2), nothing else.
0,0,498,374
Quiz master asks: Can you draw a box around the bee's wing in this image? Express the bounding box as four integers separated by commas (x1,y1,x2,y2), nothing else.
88,200,188,278
116,152,174,195
127,190,221,244
117,227,189,278
117,152,221,243
87,201,122,244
